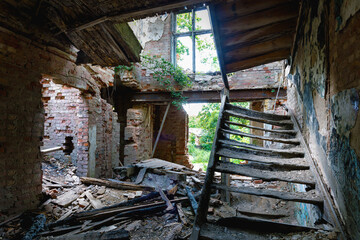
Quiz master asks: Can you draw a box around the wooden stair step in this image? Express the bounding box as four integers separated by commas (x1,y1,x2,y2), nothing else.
212,184,323,205
226,103,291,121
216,216,320,233
219,138,305,157
224,109,294,127
215,161,316,186
220,127,300,145
224,120,298,135
216,147,308,170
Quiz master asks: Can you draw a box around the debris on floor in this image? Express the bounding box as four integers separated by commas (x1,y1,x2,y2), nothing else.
0,158,337,239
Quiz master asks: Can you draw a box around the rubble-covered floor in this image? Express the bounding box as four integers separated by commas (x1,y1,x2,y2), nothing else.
0,158,338,240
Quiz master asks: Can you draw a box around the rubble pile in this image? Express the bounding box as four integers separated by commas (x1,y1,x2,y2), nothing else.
0,158,338,240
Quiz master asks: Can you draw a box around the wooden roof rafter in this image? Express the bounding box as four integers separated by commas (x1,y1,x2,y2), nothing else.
210,0,300,74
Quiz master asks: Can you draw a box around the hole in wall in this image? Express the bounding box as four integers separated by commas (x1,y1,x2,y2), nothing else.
63,136,74,155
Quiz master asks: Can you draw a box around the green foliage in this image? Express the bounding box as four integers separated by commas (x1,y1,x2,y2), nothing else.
187,102,251,168
197,102,250,150
188,116,198,128
114,64,134,74
188,143,210,171
141,55,192,108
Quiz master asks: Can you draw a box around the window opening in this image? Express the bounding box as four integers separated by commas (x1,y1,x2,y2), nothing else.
172,7,220,73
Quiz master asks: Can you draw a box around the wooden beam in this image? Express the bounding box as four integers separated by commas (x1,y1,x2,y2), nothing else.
208,4,229,90
131,89,287,103
216,0,297,21
223,18,297,51
66,0,212,33
219,2,299,37
152,103,171,158
225,48,290,73
224,34,294,63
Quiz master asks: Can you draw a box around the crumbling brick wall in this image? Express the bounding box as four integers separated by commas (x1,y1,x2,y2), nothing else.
0,27,119,214
124,104,153,166
41,78,85,166
153,105,191,168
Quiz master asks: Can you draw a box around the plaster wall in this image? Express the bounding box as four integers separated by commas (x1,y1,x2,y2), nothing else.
288,0,360,237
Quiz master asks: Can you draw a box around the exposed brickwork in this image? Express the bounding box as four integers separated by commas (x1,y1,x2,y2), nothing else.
0,27,118,214
124,104,153,166
153,105,191,168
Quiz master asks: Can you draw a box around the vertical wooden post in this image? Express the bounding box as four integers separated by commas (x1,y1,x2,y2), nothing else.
152,103,171,158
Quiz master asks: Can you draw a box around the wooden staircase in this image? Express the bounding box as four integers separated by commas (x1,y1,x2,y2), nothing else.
189,89,336,239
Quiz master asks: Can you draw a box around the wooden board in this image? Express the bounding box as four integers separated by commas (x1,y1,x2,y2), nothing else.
212,184,322,205
216,147,308,170
220,128,300,145
215,161,316,186
224,120,297,135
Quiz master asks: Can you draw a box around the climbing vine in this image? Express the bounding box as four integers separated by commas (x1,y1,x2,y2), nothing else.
141,54,192,108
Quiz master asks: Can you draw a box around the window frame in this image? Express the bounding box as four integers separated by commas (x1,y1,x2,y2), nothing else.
171,6,214,73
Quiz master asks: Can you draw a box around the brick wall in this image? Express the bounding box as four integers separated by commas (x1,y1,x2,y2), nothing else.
153,105,191,168
124,104,153,166
0,27,118,214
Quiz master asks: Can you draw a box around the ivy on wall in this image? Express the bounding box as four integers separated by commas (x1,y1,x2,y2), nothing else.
141,55,192,108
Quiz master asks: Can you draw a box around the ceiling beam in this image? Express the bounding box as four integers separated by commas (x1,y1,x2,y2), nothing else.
219,2,299,37
223,18,297,51
225,49,290,73
216,0,297,22
224,34,294,64
208,3,229,90
131,89,287,103
63,0,212,33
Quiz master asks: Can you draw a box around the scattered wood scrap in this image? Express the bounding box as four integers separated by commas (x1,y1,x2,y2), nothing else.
80,177,154,191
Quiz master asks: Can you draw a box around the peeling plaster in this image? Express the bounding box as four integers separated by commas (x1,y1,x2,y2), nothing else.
335,0,360,30
129,15,168,48
331,88,359,137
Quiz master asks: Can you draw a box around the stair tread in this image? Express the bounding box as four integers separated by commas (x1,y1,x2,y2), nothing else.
216,147,309,169
212,184,323,205
219,138,304,157
215,161,316,186
224,109,294,127
220,127,300,145
225,103,291,121
224,120,298,135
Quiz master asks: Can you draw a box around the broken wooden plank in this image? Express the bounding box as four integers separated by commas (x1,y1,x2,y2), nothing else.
53,190,79,207
85,191,104,209
215,161,316,186
216,146,308,170
135,158,188,170
176,203,188,225
135,167,147,184
220,128,300,145
223,120,297,135
76,197,189,221
47,228,129,240
80,177,154,191
212,184,323,205
185,186,198,213
158,187,174,211
236,209,288,219
219,138,304,157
